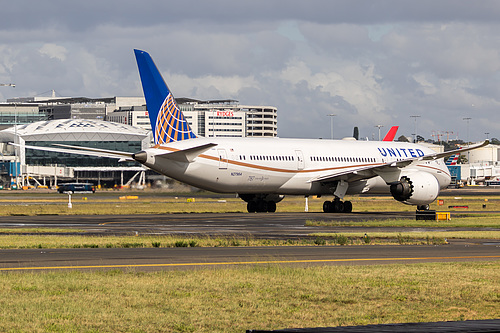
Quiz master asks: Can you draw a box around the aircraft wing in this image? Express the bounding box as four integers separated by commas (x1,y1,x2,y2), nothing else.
310,140,489,185
309,159,413,184
418,140,489,161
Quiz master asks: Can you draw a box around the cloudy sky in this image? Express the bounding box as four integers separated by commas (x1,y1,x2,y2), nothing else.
1,1,499,142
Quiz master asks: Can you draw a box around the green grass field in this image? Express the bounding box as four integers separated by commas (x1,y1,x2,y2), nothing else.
0,229,496,250
1,262,498,332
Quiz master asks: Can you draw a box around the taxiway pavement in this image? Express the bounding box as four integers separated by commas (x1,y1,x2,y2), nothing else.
1,243,499,272
0,211,495,238
0,212,498,272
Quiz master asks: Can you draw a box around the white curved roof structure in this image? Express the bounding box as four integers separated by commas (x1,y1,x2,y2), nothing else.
0,119,150,142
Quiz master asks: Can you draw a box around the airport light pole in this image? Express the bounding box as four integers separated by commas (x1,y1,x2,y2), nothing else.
375,125,384,141
410,115,420,142
463,117,471,144
327,114,336,140
463,117,471,163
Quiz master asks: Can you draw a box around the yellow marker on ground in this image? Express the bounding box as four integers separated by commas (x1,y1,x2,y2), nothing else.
436,212,451,221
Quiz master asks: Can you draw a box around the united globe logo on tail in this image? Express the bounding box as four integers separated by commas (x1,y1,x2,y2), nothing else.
134,49,196,145
155,93,197,144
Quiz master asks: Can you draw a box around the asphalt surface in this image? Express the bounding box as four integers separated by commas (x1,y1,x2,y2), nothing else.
0,211,498,272
0,242,499,272
0,211,421,237
1,211,497,238
248,319,500,332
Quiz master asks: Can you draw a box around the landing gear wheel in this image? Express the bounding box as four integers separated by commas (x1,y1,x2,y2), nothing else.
333,200,344,213
343,201,353,213
247,201,257,213
417,204,430,211
323,201,332,213
267,201,277,213
257,200,268,213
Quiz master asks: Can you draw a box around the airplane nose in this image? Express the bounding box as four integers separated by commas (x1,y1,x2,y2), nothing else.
133,151,147,163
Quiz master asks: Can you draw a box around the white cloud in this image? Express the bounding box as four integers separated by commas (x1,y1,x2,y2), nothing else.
166,72,260,101
39,43,67,61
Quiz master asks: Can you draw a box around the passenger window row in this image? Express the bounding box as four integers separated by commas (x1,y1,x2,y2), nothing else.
248,155,295,162
310,156,376,163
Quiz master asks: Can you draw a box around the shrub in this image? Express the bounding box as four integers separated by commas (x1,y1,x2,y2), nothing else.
397,233,411,244
314,237,326,246
335,234,348,246
174,241,189,247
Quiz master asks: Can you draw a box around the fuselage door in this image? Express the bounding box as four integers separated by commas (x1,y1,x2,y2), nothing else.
218,149,228,169
295,150,305,170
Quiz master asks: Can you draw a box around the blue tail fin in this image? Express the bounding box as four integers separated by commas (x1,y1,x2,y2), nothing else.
134,49,196,145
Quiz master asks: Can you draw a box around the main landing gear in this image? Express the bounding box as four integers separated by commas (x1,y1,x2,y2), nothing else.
246,200,277,213
323,198,352,213
239,194,283,213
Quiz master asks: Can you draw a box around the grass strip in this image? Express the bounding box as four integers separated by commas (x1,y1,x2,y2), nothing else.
0,262,498,332
0,228,86,234
0,234,344,249
310,231,500,244
0,201,246,216
0,195,498,215
306,215,500,228
0,229,497,249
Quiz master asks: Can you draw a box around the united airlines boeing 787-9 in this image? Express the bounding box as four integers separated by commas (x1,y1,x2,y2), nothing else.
20,50,488,213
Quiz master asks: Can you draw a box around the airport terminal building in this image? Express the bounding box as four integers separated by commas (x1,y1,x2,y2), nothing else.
0,119,151,188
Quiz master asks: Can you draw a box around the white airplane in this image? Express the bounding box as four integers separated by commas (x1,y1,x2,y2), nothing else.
20,50,488,213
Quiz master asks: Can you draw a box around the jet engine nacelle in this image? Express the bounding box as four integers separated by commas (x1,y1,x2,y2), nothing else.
389,172,440,206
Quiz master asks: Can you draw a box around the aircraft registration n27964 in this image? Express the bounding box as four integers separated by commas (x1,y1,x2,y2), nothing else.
18,50,488,213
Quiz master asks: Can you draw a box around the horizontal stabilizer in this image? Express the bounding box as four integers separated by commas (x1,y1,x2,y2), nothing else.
156,143,218,163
